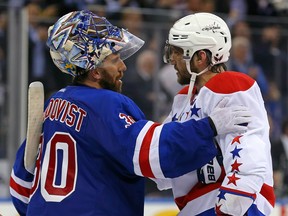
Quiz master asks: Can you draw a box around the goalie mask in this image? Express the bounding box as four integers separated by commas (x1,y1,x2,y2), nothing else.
47,10,144,77
164,12,231,66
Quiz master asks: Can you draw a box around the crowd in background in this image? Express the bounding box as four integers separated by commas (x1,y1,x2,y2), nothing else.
1,0,288,200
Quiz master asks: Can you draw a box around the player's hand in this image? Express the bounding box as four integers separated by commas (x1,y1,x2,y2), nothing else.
209,97,251,135
197,152,223,184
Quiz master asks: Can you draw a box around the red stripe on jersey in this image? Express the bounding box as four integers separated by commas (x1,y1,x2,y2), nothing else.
205,71,255,94
139,123,161,178
219,184,275,207
175,167,225,210
260,183,275,207
10,177,31,198
220,186,257,200
175,182,222,210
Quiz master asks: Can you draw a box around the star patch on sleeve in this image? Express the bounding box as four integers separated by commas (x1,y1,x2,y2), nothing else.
231,135,243,145
217,190,227,202
227,172,241,186
230,146,243,159
215,204,223,214
231,159,242,172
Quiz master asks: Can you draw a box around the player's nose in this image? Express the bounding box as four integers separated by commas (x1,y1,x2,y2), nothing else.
120,59,127,73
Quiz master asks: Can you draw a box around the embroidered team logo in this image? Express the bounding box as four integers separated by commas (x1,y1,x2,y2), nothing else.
119,113,135,128
214,55,223,62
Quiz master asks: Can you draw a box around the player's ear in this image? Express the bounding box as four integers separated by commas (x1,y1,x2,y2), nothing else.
191,50,204,67
90,68,102,81
196,50,210,67
196,50,206,61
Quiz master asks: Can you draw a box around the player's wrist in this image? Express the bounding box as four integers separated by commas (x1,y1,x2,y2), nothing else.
208,117,217,136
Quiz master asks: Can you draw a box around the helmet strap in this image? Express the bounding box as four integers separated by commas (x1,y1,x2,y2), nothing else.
185,59,210,104
176,60,210,121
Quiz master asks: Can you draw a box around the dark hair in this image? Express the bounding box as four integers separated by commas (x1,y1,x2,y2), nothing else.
72,66,90,84
195,49,227,73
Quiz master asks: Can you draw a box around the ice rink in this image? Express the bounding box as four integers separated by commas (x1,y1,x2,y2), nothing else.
0,198,287,216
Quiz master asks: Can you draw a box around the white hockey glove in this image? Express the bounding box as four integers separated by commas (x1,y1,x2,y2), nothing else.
209,98,252,135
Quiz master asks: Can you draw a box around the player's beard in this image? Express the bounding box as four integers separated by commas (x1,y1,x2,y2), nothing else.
99,71,122,93
177,74,190,85
177,62,199,85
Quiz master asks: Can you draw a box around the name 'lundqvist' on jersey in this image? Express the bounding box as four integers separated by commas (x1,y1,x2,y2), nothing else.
44,97,87,132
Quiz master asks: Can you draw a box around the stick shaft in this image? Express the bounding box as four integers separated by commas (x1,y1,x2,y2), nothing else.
24,81,44,174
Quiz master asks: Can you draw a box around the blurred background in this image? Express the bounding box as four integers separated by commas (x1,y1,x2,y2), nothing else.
1,0,288,215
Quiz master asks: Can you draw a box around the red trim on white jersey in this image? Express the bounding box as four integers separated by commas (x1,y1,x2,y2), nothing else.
205,71,255,94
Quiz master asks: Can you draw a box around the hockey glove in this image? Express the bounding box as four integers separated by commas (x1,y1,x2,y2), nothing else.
197,150,224,184
209,98,251,135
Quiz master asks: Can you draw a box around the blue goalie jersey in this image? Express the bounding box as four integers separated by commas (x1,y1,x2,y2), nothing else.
10,85,218,216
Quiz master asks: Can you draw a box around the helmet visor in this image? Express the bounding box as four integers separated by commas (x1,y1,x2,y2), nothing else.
118,29,145,61
163,40,171,63
163,40,184,63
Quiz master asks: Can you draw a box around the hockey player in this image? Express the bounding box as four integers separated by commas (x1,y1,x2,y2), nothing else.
160,12,275,215
10,11,251,216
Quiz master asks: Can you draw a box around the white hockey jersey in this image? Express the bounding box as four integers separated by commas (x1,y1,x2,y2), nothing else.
159,71,275,216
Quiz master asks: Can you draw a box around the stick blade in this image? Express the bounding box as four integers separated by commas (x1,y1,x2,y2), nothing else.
24,81,44,174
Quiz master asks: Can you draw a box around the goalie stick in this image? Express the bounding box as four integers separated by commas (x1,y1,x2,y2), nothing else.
24,81,44,174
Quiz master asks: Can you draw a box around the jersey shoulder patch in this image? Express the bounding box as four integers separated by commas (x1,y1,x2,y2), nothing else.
205,71,255,94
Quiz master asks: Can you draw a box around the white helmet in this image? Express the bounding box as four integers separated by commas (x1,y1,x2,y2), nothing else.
47,10,144,77
164,12,231,65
